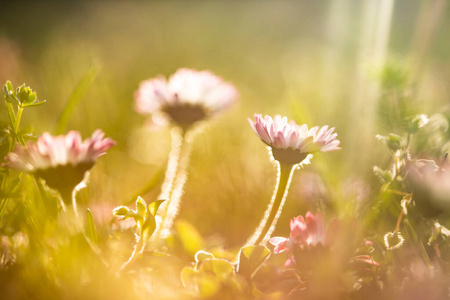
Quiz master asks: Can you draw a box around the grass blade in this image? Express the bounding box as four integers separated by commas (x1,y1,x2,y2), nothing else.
55,64,100,134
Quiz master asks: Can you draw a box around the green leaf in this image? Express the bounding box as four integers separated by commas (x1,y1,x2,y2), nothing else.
123,210,139,220
85,208,98,244
141,212,156,240
136,196,147,218
237,245,271,279
23,99,46,107
3,82,16,103
148,199,165,216
5,81,13,93
16,84,28,105
112,205,130,216
27,91,36,103
195,250,215,266
200,259,234,280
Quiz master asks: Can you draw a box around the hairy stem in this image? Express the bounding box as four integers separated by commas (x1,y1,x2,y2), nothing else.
247,162,296,246
153,128,192,242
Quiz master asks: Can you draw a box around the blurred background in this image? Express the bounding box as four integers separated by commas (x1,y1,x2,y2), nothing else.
0,0,449,248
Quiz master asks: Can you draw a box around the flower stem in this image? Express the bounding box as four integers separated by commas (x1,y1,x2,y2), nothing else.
14,106,23,134
247,162,296,246
8,105,25,152
153,128,192,243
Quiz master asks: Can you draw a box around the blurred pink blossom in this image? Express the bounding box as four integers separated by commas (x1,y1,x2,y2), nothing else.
270,212,329,254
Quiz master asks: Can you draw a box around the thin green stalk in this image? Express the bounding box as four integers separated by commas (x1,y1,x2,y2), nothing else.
247,162,296,246
1,105,24,220
6,102,16,136
14,106,23,133
15,106,26,146
8,104,24,151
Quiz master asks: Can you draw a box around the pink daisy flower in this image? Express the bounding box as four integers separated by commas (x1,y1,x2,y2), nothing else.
269,212,331,267
4,130,115,196
135,68,238,130
248,114,341,164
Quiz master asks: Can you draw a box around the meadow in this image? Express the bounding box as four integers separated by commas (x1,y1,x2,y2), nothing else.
0,1,449,299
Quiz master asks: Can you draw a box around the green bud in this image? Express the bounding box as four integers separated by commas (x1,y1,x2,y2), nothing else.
386,134,404,151
373,166,394,183
3,81,16,103
3,82,45,107
376,134,404,152
405,114,429,133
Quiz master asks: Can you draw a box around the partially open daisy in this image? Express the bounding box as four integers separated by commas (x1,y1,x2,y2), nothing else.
4,130,115,198
269,212,330,267
135,68,238,130
270,212,328,255
248,114,341,165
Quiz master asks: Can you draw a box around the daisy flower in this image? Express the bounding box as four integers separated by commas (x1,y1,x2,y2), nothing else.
4,130,115,196
135,68,238,130
248,114,341,165
246,115,340,246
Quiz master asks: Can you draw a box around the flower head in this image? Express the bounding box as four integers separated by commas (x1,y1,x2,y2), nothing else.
135,68,238,130
4,130,115,195
269,212,334,268
248,114,340,164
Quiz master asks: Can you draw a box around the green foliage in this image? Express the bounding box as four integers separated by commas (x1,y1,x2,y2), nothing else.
85,208,98,244
181,251,247,298
3,81,45,108
376,133,405,152
1,81,44,152
113,196,164,241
